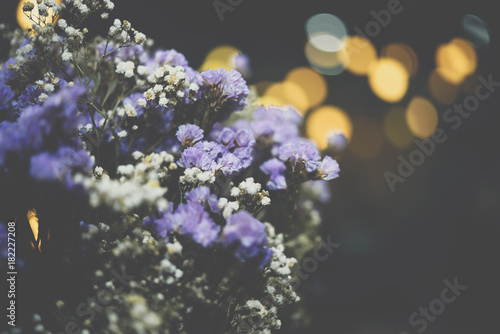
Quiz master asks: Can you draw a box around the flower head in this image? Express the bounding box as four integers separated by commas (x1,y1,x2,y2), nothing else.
260,158,287,190
176,124,204,147
220,210,268,260
316,156,340,180
195,68,249,122
155,202,220,247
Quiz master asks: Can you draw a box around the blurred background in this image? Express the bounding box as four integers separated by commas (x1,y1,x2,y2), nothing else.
2,0,499,333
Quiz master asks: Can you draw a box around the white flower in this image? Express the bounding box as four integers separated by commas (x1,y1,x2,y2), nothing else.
65,26,76,36
230,187,240,197
134,32,146,43
189,83,199,92
137,65,147,76
61,50,72,61
124,103,137,117
105,0,114,10
132,151,144,160
43,83,54,92
94,166,104,177
153,84,163,93
223,201,239,218
116,61,135,78
38,93,48,102
78,4,89,14
137,98,147,107
120,30,129,42
158,97,168,106
117,130,127,138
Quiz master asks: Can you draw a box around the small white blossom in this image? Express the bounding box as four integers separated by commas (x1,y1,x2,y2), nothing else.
137,98,147,107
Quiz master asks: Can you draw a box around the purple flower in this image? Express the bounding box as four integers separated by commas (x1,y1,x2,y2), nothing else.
176,124,204,146
232,146,253,169
260,158,287,190
235,128,253,147
302,180,331,203
217,152,242,175
316,156,340,181
0,82,14,110
177,147,214,171
195,68,249,120
194,140,226,160
327,132,348,152
154,49,189,68
0,85,86,165
30,146,93,190
97,43,148,64
251,106,302,145
150,49,197,81
215,125,255,168
220,210,268,260
232,53,252,79
0,58,16,84
219,127,236,147
278,141,320,172
156,202,220,247
184,186,220,213
13,85,40,112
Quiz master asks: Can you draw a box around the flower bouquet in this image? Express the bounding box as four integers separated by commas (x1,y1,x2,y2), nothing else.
0,1,340,333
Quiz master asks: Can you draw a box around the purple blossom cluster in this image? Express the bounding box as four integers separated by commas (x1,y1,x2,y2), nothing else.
0,85,93,191
220,210,269,261
151,186,270,262
176,125,252,176
195,68,250,123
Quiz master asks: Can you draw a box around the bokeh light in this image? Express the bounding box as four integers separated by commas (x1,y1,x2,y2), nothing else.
348,117,383,160
259,83,287,107
428,69,459,105
381,43,418,77
17,0,62,31
285,67,327,109
282,80,310,113
435,38,477,84
405,97,438,139
305,40,347,76
383,107,414,148
344,36,377,76
199,45,240,71
462,14,490,49
368,58,409,103
259,81,310,113
27,208,40,251
306,105,353,150
305,13,347,52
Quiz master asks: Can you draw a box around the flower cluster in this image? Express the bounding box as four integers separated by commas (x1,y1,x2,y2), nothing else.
0,1,341,333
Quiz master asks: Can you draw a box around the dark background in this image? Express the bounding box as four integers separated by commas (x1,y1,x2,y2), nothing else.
2,0,499,333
